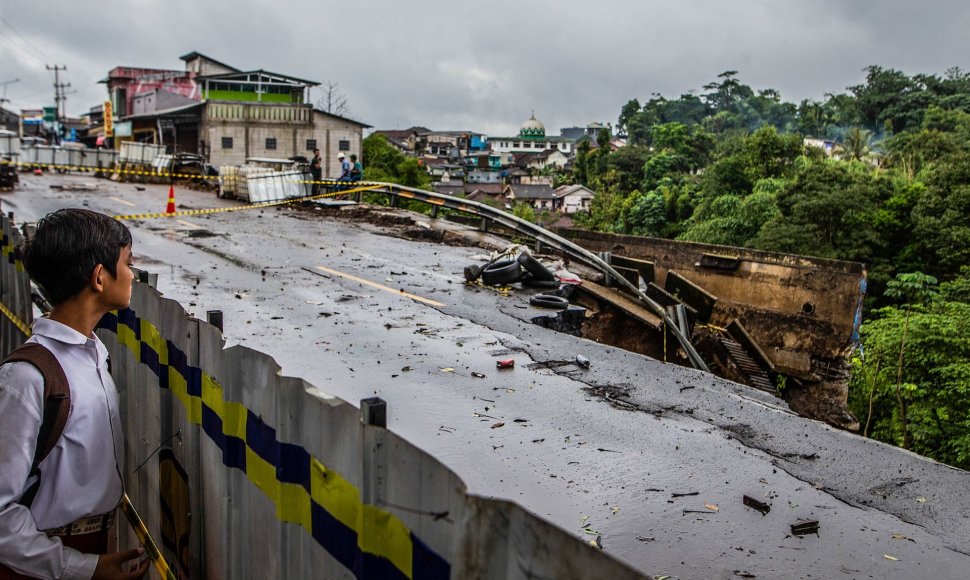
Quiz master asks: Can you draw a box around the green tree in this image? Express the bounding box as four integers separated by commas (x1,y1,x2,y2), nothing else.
883,273,940,448
850,271,970,468
751,158,891,264
361,134,431,190
841,127,873,161
625,190,666,236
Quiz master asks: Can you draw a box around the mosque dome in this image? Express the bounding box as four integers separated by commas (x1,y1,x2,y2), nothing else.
519,114,546,139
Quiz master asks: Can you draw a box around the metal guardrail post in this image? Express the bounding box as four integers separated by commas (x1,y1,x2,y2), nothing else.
360,397,388,557
207,310,223,333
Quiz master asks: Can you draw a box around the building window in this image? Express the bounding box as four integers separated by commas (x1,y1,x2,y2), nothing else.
306,139,317,151
266,137,277,150
221,137,233,149
338,139,350,151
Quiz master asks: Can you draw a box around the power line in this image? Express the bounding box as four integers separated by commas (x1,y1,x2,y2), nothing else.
0,16,55,62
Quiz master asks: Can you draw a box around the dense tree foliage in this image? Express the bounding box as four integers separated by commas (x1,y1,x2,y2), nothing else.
570,67,970,468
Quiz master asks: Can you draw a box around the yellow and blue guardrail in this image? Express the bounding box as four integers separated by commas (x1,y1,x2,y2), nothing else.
98,307,451,579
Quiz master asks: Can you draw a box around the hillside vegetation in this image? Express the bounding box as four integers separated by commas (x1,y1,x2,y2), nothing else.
570,67,970,469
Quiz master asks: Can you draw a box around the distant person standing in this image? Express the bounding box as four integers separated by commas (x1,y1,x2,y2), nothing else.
337,152,351,181
310,149,322,195
337,152,351,191
349,154,363,182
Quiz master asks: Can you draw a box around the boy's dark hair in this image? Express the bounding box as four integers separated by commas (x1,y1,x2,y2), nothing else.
20,208,132,305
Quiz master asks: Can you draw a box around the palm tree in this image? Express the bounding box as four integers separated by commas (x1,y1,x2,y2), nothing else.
841,127,873,161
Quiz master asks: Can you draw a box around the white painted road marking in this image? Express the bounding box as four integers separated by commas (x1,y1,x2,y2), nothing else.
314,266,446,307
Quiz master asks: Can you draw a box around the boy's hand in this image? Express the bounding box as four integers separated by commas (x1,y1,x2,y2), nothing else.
93,548,150,579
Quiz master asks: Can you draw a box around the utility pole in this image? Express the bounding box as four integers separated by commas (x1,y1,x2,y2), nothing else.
46,64,70,127
0,78,19,106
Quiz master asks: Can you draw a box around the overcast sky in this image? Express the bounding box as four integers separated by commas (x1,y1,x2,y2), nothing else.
2,1,970,136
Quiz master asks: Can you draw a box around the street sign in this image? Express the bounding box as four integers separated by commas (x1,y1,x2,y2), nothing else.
43,106,56,122
104,100,113,138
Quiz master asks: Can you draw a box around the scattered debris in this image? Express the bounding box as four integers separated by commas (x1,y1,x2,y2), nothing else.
471,372,486,378
883,554,899,561
916,496,927,503
438,426,455,433
496,359,515,369
611,506,620,515
790,520,820,536
439,367,455,373
734,571,757,579
490,422,505,429
597,448,622,453
743,495,771,515
671,491,700,498
705,504,720,512
679,385,696,392
575,354,591,369
513,418,529,423
891,533,915,543
401,366,412,372
636,536,655,543
589,535,602,550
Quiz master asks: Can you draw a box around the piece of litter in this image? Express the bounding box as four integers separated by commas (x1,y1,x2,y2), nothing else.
883,554,898,561
580,515,589,526
440,367,455,373
611,506,619,515
916,497,927,503
790,520,819,536
490,422,505,429
705,504,720,512
471,372,486,378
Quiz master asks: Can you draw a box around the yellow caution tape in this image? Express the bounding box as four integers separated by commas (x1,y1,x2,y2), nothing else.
0,300,30,336
112,184,382,221
120,493,177,580
0,159,380,187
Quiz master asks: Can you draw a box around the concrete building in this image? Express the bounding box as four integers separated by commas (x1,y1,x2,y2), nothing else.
102,52,368,176
489,114,575,155
555,184,596,213
560,122,611,141
504,183,559,211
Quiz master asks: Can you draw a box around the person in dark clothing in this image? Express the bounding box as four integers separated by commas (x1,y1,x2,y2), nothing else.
349,154,363,182
310,149,322,195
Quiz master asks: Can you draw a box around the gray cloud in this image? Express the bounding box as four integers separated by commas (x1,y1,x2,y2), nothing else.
2,0,969,135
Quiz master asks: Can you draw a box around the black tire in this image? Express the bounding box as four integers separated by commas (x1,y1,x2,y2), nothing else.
529,294,569,309
522,277,561,289
481,260,523,285
517,253,557,281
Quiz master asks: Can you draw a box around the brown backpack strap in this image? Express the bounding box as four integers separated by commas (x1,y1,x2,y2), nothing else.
2,343,71,507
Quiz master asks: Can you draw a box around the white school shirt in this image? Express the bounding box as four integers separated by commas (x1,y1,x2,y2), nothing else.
0,317,124,579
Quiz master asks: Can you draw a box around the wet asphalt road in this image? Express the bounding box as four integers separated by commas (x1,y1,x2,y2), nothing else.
4,173,970,579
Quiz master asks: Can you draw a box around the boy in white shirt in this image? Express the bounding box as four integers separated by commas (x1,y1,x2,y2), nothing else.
0,209,148,579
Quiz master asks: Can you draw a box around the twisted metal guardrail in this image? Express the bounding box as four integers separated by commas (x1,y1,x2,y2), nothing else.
354,182,710,372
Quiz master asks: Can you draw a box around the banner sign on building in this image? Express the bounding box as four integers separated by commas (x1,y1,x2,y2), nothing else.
104,100,114,138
